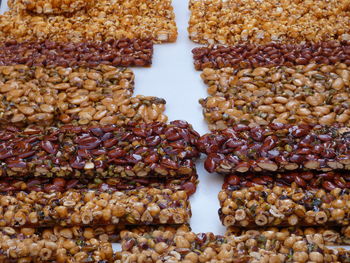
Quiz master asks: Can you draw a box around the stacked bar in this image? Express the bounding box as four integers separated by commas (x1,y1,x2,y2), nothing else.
0,121,199,227
0,120,199,260
0,121,200,260
190,0,350,256
0,1,206,262
198,123,350,231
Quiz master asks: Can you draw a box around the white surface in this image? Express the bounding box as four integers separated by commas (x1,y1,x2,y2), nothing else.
132,1,226,235
0,0,225,238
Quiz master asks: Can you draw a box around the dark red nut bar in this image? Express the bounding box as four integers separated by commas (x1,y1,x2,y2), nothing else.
219,184,350,228
0,121,199,178
192,41,350,70
223,171,350,192
198,124,350,174
116,226,349,263
0,188,191,227
0,172,198,196
226,226,350,246
0,226,115,262
0,39,153,67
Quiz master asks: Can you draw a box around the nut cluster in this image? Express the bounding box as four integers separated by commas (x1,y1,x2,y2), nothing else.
200,63,350,130
192,41,350,70
0,188,190,227
0,121,200,178
0,65,169,126
198,123,350,174
116,226,348,263
8,0,94,14
0,226,115,262
0,39,153,67
223,172,350,192
0,172,198,196
219,184,350,228
0,0,177,43
117,228,249,263
188,0,350,45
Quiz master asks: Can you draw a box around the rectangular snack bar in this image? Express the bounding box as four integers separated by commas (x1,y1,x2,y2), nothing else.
222,171,350,192
0,121,199,178
0,188,191,227
0,226,116,262
116,227,349,263
188,0,350,45
192,41,350,70
0,0,177,43
0,65,168,127
219,180,350,228
0,39,153,67
8,0,94,14
226,226,350,246
198,123,350,174
199,63,350,129
0,64,136,126
0,171,198,196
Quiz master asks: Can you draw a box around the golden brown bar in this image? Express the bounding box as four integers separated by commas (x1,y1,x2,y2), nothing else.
0,188,191,227
116,227,350,262
188,0,350,45
0,226,116,262
0,0,177,43
200,63,350,129
8,0,94,14
219,184,350,228
226,226,350,246
0,65,152,127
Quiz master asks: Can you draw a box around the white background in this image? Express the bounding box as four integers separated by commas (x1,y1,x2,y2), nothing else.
0,0,226,238
131,1,226,235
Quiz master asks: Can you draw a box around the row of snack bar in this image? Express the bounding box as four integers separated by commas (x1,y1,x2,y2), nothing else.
2,120,350,260
0,1,202,263
2,225,350,262
1,124,350,227
187,0,350,262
